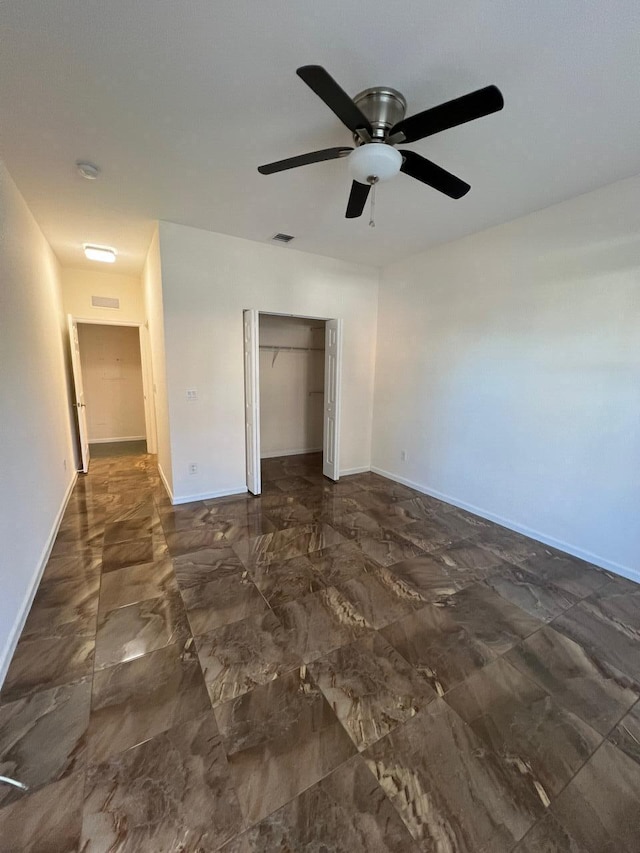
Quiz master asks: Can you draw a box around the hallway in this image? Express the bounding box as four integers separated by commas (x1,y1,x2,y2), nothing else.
1,450,639,850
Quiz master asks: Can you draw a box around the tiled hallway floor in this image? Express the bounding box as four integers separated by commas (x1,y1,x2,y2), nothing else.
1,450,640,851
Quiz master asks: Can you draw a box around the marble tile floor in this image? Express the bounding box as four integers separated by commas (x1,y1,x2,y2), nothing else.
1,449,640,851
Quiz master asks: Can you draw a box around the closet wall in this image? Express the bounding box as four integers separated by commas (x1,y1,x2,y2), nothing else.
77,323,146,442
259,315,325,458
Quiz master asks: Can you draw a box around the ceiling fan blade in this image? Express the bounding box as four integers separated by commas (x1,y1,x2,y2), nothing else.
391,85,503,144
345,180,370,218
297,65,372,134
258,147,352,175
400,150,470,199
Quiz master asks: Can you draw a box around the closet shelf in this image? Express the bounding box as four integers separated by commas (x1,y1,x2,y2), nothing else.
259,344,325,367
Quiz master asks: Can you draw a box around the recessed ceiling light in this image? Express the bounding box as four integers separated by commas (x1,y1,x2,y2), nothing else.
76,161,100,180
83,244,117,263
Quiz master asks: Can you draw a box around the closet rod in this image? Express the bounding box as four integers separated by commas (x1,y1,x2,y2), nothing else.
259,345,324,351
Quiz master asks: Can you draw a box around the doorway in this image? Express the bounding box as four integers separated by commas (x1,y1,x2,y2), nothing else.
243,310,343,495
68,316,156,472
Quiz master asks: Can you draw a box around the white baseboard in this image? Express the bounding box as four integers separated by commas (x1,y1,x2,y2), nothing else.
341,465,372,476
89,435,146,444
261,447,323,459
0,471,78,689
370,466,639,584
171,485,248,506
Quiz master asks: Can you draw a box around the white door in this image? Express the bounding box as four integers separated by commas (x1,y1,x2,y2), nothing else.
243,309,261,495
68,315,91,474
323,318,342,480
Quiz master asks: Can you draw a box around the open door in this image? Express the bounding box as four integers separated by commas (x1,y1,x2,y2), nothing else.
67,315,90,473
243,309,261,495
323,318,342,480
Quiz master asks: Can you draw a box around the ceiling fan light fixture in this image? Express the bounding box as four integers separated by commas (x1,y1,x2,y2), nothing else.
348,144,402,184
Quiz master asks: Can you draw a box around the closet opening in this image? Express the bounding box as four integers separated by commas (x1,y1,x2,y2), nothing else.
243,310,342,496
68,316,156,473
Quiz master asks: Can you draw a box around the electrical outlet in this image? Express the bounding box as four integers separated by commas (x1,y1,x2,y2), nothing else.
188,463,198,475
186,389,198,401
400,450,407,462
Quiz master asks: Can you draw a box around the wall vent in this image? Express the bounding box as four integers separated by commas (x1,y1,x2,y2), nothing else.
91,295,120,309
271,233,294,244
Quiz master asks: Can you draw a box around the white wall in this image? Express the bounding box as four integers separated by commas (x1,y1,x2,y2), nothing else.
61,266,145,323
372,175,640,579
142,228,172,489
158,222,379,501
259,315,325,458
77,323,146,442
0,161,76,684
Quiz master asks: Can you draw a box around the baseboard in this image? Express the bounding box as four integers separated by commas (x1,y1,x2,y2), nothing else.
370,466,639,584
341,465,372,476
261,447,323,459
0,471,78,689
171,486,248,506
89,435,146,444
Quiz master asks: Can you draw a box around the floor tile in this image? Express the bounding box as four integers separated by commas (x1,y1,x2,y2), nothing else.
233,523,346,568
195,611,302,706
519,549,610,599
336,566,426,629
485,562,579,622
432,540,509,577
88,639,211,764
395,517,464,554
353,525,429,567
102,516,158,546
446,657,602,802
223,755,419,852
384,553,476,601
0,771,84,853
20,576,99,640
39,551,102,586
380,604,496,695
0,679,91,808
248,554,322,606
97,557,178,612
308,633,435,750
81,712,244,852
274,587,372,663
181,572,268,635
165,526,233,557
102,537,156,571
441,582,542,655
0,636,95,703
552,594,640,680
173,546,246,589
549,740,640,852
215,668,356,824
362,698,544,851
263,501,315,529
506,625,639,735
609,701,640,765
95,591,191,669
306,541,378,585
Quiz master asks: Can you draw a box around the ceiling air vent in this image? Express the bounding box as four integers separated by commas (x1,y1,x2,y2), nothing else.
271,233,294,244
91,295,120,309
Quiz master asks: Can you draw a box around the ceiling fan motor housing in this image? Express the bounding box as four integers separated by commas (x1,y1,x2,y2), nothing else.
352,87,407,141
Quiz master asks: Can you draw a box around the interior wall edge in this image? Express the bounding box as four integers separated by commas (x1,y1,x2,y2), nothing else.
370,465,639,584
0,470,78,689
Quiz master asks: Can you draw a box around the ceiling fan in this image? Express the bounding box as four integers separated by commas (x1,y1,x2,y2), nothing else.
258,65,504,220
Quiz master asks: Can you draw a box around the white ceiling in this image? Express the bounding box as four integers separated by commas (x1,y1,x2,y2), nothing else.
1,1,639,275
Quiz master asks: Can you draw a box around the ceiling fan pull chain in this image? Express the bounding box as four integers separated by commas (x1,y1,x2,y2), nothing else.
369,178,377,228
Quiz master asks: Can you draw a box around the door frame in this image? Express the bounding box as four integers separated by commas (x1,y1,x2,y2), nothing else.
243,309,343,495
67,315,158,457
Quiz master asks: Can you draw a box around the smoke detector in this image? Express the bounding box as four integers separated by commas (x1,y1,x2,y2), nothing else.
76,161,100,180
